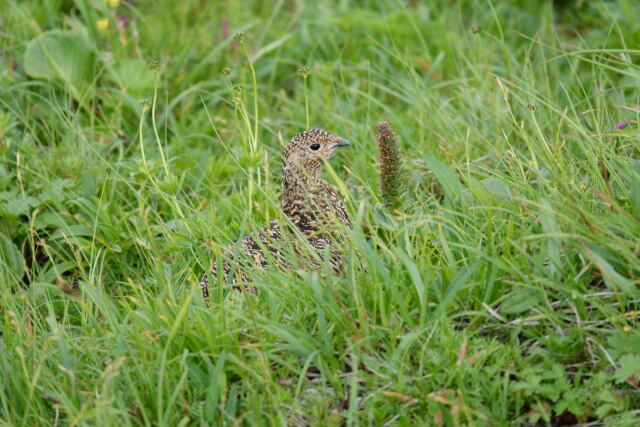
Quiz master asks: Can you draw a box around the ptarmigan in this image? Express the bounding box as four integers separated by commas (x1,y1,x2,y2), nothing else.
200,129,352,298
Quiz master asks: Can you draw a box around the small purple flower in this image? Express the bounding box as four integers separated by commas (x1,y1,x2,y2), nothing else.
614,120,637,129
116,14,130,28
221,20,229,40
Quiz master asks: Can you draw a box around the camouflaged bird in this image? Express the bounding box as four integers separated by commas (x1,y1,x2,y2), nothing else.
200,129,352,298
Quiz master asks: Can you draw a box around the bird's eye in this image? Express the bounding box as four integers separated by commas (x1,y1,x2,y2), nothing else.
309,143,321,151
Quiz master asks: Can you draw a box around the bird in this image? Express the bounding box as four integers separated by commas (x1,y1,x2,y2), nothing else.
200,128,352,299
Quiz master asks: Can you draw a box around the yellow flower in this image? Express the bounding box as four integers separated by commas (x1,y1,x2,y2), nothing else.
528,160,537,168
97,18,109,30
106,0,120,7
623,325,631,333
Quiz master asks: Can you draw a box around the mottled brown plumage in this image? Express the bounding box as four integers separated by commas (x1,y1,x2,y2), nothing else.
200,129,351,299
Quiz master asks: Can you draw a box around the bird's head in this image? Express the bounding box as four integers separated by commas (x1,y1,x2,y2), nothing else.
283,129,350,174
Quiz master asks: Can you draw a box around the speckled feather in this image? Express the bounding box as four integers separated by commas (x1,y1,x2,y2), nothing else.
200,129,351,299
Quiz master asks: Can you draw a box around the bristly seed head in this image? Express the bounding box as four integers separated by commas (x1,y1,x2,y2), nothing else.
147,59,160,73
222,67,231,76
298,66,311,78
376,121,406,210
139,99,151,112
232,85,244,105
233,32,245,43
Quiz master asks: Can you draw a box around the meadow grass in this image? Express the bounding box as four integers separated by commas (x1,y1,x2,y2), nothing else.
1,0,640,425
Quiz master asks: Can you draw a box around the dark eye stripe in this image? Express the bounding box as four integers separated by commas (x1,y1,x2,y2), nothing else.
310,143,321,151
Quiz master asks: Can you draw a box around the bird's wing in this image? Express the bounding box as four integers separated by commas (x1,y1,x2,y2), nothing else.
240,221,291,269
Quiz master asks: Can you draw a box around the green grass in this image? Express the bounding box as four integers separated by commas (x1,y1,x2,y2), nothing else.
1,0,640,424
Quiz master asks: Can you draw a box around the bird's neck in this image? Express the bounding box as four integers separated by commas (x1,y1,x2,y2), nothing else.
280,163,325,210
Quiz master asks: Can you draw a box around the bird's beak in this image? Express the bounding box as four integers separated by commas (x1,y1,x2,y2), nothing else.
335,138,351,148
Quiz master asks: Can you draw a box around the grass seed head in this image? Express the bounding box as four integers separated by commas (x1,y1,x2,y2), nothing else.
232,84,243,104
147,59,160,73
298,66,310,78
376,121,407,210
139,99,151,112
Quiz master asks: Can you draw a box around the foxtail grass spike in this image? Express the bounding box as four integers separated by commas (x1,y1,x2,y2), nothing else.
376,121,406,210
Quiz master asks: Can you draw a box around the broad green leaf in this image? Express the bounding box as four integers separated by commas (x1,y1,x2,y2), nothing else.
107,59,154,96
481,177,511,201
423,154,464,205
0,191,39,219
42,261,77,283
0,164,13,190
440,259,480,310
0,232,25,285
33,211,68,230
501,288,538,314
587,248,636,296
396,249,426,305
252,33,294,62
50,225,92,241
24,30,96,99
630,161,640,215
614,354,640,384
607,330,640,358
373,204,400,230
265,323,315,357
538,199,561,276
585,242,631,277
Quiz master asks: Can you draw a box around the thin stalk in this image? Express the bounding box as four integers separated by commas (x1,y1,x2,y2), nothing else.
151,73,169,175
303,76,310,128
139,108,150,174
138,101,188,222
242,43,259,152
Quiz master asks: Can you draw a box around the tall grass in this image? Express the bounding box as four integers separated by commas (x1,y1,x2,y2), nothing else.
1,0,639,424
